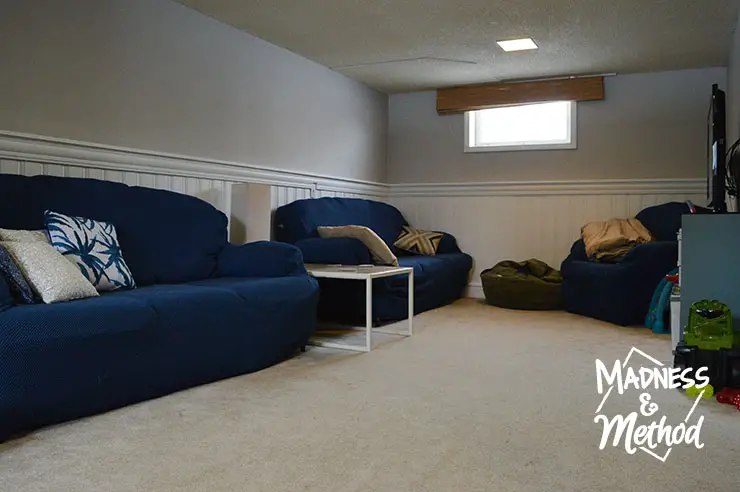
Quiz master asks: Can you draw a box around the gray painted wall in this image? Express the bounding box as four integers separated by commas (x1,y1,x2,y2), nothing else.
0,0,388,183
387,68,726,184
724,8,740,212
727,8,740,145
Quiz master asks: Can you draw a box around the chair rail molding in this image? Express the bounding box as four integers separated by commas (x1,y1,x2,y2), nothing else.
0,130,388,197
0,130,705,199
390,178,705,197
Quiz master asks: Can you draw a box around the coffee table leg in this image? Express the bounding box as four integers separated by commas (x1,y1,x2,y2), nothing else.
366,277,372,352
407,270,414,336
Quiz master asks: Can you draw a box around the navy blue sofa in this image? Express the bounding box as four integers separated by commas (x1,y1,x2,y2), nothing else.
0,174,319,441
560,202,692,326
274,197,473,323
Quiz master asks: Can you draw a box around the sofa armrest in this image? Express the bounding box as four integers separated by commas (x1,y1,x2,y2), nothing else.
437,232,461,254
216,241,307,278
560,239,588,275
294,237,372,265
621,241,678,268
562,242,677,284
562,240,676,276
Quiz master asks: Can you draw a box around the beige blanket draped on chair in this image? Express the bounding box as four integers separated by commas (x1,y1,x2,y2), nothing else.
581,218,653,261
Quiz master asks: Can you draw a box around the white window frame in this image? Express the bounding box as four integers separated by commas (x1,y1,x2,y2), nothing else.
464,101,578,153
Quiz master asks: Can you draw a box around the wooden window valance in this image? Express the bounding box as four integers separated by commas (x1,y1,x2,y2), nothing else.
436,76,605,115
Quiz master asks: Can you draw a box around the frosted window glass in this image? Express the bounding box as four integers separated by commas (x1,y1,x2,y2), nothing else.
466,101,575,151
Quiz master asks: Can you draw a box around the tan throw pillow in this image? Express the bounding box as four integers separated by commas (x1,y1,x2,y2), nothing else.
394,226,443,256
317,225,399,266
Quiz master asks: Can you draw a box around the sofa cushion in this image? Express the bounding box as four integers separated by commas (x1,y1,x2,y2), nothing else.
0,293,158,433
108,278,319,369
0,277,319,439
44,210,136,291
111,277,317,329
0,174,228,286
107,283,251,331
189,276,319,316
396,253,473,285
384,253,472,318
274,197,406,246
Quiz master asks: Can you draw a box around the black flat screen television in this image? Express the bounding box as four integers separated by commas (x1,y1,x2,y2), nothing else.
708,84,727,213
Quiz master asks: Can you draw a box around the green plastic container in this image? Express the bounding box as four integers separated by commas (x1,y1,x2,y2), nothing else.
683,300,735,350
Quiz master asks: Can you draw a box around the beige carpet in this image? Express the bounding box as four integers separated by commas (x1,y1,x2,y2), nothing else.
1,299,738,491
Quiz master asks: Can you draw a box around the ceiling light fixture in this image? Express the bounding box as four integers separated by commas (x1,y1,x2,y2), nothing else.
497,38,538,52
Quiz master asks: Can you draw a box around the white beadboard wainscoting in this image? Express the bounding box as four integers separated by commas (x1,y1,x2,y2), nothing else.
390,180,706,298
0,157,234,215
0,131,387,238
0,131,707,298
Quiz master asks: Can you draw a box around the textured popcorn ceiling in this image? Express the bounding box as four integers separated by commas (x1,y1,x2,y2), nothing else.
176,0,738,93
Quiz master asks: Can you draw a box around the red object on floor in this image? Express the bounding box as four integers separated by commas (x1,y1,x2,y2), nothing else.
716,388,740,410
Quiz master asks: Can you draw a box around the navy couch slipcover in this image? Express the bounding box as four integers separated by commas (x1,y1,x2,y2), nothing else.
274,197,472,322
560,202,691,326
0,274,12,313
0,175,319,441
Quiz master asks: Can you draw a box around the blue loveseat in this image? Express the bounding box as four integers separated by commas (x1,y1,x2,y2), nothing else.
0,174,319,441
274,197,473,323
560,201,695,326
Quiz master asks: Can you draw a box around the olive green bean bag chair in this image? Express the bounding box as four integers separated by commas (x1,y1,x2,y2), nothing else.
480,259,564,310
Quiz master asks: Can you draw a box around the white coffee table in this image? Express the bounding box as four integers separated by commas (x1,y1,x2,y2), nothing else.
304,264,414,352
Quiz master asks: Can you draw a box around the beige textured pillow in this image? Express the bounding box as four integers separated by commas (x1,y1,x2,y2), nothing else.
0,230,99,304
0,228,49,242
317,225,399,266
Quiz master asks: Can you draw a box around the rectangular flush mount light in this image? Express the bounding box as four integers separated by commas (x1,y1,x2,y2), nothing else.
497,38,538,52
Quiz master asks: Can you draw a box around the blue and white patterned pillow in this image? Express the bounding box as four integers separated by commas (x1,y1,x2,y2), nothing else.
44,210,136,292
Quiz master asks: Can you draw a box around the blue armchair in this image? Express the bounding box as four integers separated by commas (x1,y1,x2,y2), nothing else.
560,202,694,326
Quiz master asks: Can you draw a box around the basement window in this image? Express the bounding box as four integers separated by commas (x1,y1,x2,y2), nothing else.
464,100,577,152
